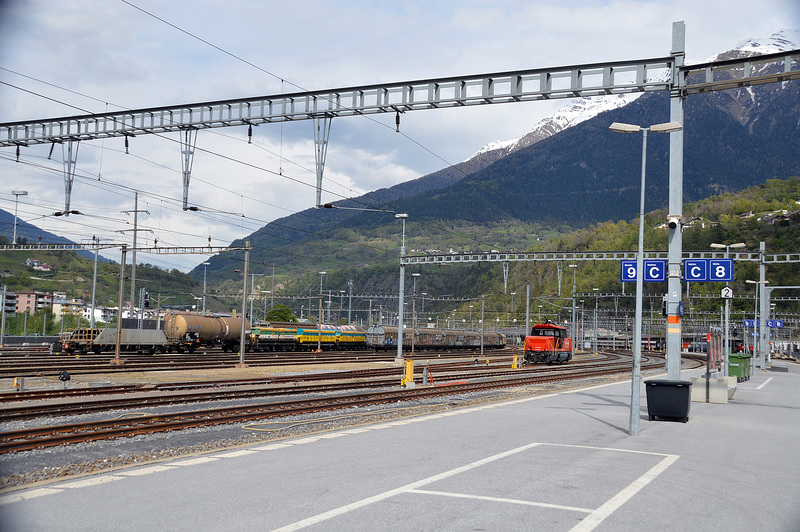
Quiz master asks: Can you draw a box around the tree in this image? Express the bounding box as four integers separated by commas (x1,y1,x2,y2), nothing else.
265,304,296,322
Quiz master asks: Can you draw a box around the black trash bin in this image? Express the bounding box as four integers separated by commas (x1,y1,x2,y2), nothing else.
645,379,692,423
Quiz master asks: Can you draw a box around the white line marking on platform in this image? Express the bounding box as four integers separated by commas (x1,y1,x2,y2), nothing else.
270,442,678,532
756,377,773,390
216,449,260,458
569,454,679,532
172,457,218,467
271,442,544,531
0,488,62,506
408,489,594,513
253,442,294,451
58,475,125,488
117,465,176,476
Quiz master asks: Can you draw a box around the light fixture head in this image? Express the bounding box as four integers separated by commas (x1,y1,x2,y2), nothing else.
609,122,641,133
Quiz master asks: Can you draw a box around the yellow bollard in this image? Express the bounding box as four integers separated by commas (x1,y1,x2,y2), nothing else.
512,354,518,369
404,359,415,387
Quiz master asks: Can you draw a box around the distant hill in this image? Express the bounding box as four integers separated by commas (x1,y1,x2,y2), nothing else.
0,208,111,262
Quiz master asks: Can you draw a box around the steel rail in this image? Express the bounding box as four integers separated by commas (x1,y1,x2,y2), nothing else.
0,357,685,453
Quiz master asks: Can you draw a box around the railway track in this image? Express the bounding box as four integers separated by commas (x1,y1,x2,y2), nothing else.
0,353,688,454
0,348,509,377
0,352,621,404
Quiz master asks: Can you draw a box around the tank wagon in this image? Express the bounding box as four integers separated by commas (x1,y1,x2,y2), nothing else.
366,325,506,351
524,322,572,364
163,313,249,353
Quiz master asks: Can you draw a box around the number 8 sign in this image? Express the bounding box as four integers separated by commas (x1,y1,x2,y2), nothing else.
709,259,733,281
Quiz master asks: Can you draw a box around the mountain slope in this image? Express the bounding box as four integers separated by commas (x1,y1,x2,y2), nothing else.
199,31,800,282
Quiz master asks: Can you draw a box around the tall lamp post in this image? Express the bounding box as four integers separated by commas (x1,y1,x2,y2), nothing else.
202,262,211,315
710,242,745,376
12,190,28,245
568,264,578,359
610,120,683,436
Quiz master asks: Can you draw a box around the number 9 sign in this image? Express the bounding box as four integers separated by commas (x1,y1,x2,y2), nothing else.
621,261,638,282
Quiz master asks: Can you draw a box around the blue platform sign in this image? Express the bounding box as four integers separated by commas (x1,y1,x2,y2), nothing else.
620,260,667,282
684,258,734,282
743,319,760,327
709,259,734,281
684,259,707,282
766,319,784,328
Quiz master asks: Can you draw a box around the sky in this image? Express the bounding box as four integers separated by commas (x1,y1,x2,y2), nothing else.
1,0,798,272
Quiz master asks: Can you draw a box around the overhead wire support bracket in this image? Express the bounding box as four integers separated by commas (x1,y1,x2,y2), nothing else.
62,140,80,214
179,127,199,210
313,114,332,208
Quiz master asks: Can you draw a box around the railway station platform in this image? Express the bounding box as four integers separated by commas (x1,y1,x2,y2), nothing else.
2,364,799,531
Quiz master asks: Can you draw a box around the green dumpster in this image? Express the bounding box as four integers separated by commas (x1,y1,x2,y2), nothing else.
729,353,751,382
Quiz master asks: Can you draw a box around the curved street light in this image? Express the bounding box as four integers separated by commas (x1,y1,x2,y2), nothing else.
610,120,683,436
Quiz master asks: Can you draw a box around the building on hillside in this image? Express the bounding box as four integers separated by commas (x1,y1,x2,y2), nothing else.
15,290,53,314
82,305,116,324
1,289,15,315
52,299,85,322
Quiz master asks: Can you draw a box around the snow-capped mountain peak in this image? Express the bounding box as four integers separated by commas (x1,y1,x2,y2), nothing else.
468,92,639,161
704,29,799,62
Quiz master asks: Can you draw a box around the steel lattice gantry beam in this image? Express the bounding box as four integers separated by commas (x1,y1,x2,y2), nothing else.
2,49,798,148
681,48,800,96
0,57,675,147
401,251,800,265
0,244,248,254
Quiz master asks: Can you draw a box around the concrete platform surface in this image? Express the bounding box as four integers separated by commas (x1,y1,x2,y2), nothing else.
1,365,799,531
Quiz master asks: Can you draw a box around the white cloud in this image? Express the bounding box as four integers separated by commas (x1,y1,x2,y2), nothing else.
1,0,798,270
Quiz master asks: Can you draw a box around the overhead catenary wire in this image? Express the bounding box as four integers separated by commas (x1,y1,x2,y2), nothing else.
1,2,536,276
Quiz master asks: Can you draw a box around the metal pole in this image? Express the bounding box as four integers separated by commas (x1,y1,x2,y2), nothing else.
525,285,530,339
759,241,768,370
249,272,255,323
396,215,407,360
570,266,577,360
347,279,353,325
630,128,648,436
594,291,599,355
753,281,758,375
665,21,686,380
480,295,485,357
114,247,126,363
318,272,325,352
1,285,6,345
90,236,98,328
239,242,249,366
129,192,138,324
12,191,27,245
202,262,210,315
